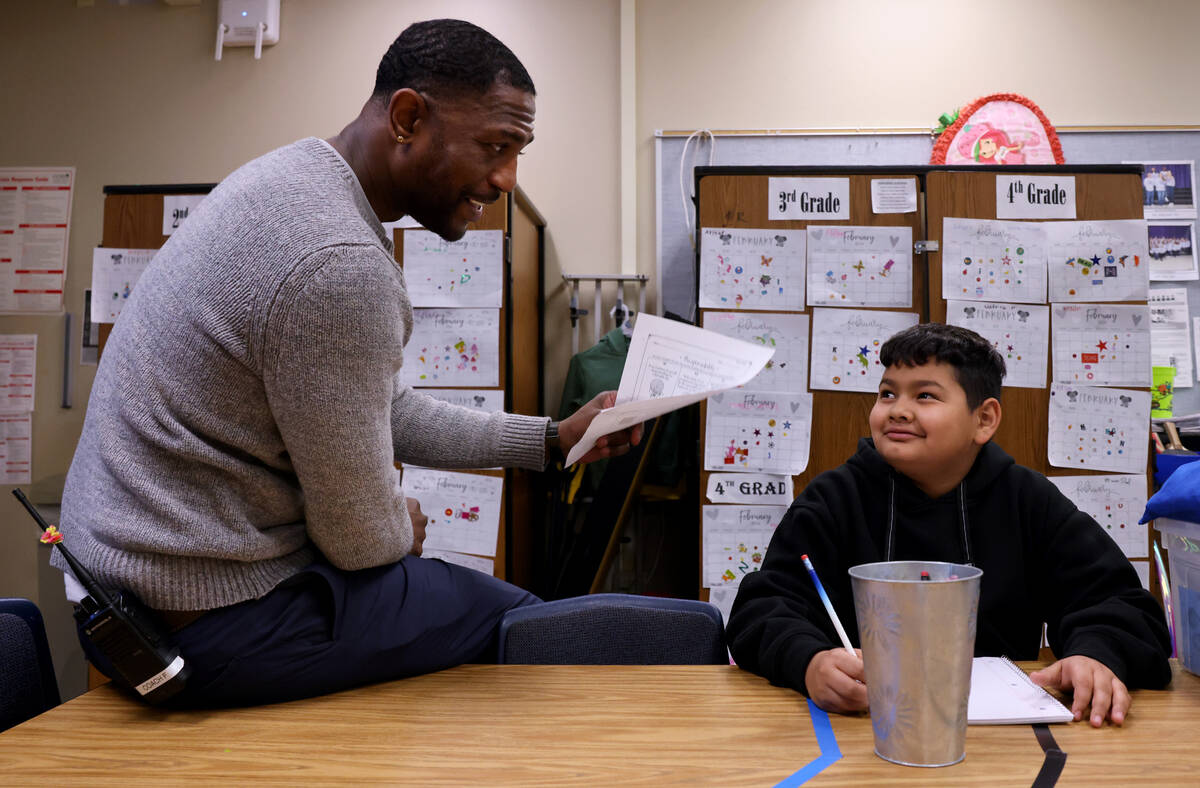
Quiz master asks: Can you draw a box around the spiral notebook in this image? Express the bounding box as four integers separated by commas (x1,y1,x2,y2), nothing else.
967,656,1074,725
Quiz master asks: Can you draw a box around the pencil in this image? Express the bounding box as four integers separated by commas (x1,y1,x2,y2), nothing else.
801,554,855,655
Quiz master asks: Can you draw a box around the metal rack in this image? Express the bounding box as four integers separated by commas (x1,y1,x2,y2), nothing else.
562,273,649,354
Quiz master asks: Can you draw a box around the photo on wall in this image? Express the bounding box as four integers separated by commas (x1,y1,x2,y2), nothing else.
1123,160,1197,220
1147,221,1198,281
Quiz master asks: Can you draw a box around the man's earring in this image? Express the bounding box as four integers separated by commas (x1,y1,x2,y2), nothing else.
396,134,407,144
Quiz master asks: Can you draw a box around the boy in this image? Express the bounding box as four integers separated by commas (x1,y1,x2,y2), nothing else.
726,323,1171,727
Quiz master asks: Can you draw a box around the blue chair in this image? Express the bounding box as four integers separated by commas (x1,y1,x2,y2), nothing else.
0,598,61,732
497,593,727,665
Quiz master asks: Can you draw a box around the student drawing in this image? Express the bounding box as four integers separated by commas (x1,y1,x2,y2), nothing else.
1045,220,1150,302
402,467,504,557
403,229,504,307
806,226,913,308
400,308,500,387
701,505,787,588
1047,383,1150,474
947,300,1049,388
941,218,1048,303
1051,304,1151,387
701,311,809,393
809,308,919,393
1049,474,1149,559
698,227,806,311
704,390,812,475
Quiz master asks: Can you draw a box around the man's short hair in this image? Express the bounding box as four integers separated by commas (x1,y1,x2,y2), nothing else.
373,19,535,102
879,323,1005,409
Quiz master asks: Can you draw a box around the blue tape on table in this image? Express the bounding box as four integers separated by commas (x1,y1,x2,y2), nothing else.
774,699,843,787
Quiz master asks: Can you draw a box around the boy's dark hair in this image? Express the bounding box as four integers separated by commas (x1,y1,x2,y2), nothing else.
373,19,536,103
879,323,1005,409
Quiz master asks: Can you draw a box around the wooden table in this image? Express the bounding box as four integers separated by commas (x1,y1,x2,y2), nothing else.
2,662,1197,786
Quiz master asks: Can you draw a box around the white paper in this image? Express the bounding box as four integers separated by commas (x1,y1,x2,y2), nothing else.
968,656,1073,725
1047,383,1150,474
1045,220,1150,302
402,229,503,307
768,177,850,221
706,472,793,505
698,228,806,311
0,167,74,313
1134,560,1151,590
947,301,1048,389
995,175,1076,219
565,314,774,466
702,504,786,588
942,218,1048,303
1124,160,1198,221
0,410,32,484
418,388,505,412
90,248,156,323
0,335,36,411
701,311,809,392
807,225,913,308
401,308,500,387
1048,474,1149,558
1051,304,1151,387
809,308,919,393
703,390,812,475
1196,317,1200,383
1149,288,1194,389
870,179,917,214
421,549,495,576
402,467,503,557
162,194,204,236
1147,221,1198,282
708,586,738,631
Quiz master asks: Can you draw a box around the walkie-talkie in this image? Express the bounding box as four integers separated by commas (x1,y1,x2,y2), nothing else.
13,489,190,705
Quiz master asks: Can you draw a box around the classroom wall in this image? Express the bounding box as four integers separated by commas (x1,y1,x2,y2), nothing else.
634,0,1200,309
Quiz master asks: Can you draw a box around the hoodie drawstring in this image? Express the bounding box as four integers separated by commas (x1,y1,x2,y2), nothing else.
884,475,975,566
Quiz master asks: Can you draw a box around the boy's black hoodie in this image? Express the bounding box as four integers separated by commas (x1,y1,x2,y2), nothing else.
727,438,1172,695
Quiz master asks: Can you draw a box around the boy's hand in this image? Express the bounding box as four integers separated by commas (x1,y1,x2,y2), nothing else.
1029,655,1130,727
805,648,868,714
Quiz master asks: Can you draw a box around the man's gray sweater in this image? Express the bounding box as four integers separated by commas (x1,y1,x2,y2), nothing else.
57,138,547,611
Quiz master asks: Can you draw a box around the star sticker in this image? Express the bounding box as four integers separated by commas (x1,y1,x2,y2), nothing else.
1001,254,1011,264
782,421,792,430
859,346,869,355
753,429,761,436
1090,255,1101,266
1096,340,1108,351
767,432,774,438
1007,345,1014,352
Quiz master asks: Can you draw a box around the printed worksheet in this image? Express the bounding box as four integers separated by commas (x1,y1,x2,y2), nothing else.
1048,474,1149,558
418,388,505,412
402,467,503,557
947,301,1049,389
0,335,36,411
401,308,500,387
702,505,787,588
402,229,503,307
809,308,919,393
89,248,155,323
1149,288,1194,388
0,411,32,485
1051,304,1151,386
421,549,495,576
703,390,812,475
806,225,913,307
1045,220,1149,302
942,218,1048,303
1047,383,1150,474
706,472,794,506
698,228,806,311
701,311,809,392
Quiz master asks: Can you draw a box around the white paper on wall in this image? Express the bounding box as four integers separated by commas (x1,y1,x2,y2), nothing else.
1045,220,1149,302
703,390,812,475
941,218,1048,304
401,467,504,557
698,228,806,311
1048,474,1149,558
702,504,787,588
806,225,912,308
809,308,919,393
1047,383,1150,474
1051,304,1151,387
701,311,809,393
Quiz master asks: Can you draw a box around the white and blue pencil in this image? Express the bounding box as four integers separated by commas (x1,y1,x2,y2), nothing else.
801,554,855,656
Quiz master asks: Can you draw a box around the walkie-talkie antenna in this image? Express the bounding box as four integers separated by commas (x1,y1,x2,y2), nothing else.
12,488,114,609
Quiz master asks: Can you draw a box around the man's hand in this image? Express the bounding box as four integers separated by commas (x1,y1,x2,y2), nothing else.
805,648,868,714
557,391,643,464
405,496,428,557
1029,655,1130,727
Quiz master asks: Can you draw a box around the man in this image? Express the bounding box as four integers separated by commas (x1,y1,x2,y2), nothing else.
56,19,637,707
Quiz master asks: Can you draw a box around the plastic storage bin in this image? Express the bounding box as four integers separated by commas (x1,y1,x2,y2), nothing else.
1157,518,1200,676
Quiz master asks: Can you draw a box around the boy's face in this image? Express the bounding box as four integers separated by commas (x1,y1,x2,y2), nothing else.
869,360,999,497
